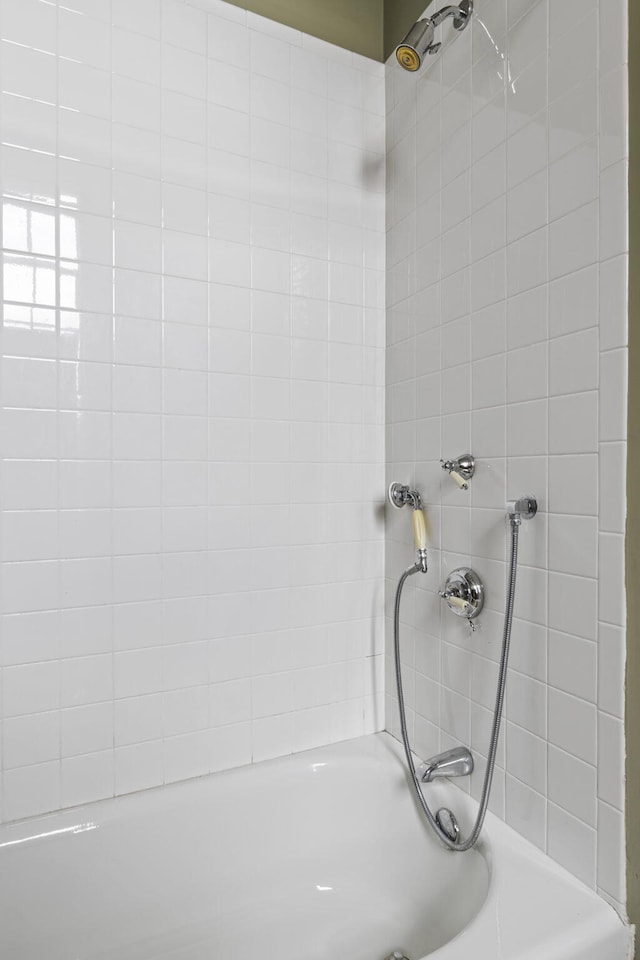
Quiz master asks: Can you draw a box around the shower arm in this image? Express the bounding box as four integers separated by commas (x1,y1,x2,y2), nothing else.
430,4,469,28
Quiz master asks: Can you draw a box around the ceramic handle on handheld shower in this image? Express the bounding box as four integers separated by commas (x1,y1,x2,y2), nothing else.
412,508,427,551
387,483,428,572
412,506,428,573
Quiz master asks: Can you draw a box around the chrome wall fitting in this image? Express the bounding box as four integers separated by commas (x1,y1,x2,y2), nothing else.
388,481,422,510
450,0,473,31
441,454,475,490
418,745,474,783
507,496,537,523
439,567,484,620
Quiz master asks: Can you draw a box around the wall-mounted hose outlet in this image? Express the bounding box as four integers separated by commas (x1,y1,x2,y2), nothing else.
441,454,475,490
507,496,537,524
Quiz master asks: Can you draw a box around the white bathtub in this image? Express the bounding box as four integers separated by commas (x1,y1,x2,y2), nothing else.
0,733,631,960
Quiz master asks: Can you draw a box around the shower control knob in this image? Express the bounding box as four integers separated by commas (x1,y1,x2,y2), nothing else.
439,567,484,620
441,454,475,489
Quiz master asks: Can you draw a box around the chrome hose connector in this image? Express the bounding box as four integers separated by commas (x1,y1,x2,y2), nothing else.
507,497,537,525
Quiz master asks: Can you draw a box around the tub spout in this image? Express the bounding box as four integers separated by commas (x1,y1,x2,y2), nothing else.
417,746,474,783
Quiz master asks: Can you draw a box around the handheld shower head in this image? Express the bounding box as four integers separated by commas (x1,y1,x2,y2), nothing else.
388,482,428,572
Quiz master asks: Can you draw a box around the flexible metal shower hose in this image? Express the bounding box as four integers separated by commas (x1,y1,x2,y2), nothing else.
393,519,520,851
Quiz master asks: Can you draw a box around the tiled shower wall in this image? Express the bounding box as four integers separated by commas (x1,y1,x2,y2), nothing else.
385,0,628,910
0,0,386,821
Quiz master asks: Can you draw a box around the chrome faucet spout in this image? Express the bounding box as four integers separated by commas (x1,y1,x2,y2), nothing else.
418,746,474,783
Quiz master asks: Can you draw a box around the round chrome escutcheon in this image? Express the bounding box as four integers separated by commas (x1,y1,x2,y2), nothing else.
440,567,484,619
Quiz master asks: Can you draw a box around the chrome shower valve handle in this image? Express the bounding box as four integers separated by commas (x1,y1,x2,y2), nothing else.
439,568,484,620
441,454,475,490
438,589,470,612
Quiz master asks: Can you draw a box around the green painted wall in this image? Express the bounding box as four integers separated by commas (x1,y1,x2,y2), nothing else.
220,1,431,62
627,0,639,946
221,0,384,61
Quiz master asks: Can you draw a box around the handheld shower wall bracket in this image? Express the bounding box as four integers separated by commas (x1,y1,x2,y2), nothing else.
388,481,422,510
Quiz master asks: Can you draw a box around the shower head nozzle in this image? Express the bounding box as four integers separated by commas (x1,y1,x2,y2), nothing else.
395,19,435,72
395,45,420,72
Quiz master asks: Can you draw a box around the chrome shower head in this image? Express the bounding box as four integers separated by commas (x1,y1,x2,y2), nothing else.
395,18,436,72
395,2,473,72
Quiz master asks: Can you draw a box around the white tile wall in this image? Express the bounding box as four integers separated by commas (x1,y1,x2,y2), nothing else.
385,0,628,912
0,0,630,920
0,0,386,821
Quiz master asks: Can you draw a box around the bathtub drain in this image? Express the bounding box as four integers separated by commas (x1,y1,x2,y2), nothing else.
384,952,411,960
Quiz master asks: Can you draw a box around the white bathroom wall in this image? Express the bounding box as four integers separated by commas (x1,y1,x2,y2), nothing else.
0,0,630,916
0,0,386,821
385,0,628,911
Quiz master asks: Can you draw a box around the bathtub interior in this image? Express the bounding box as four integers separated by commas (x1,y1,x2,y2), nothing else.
0,735,489,960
